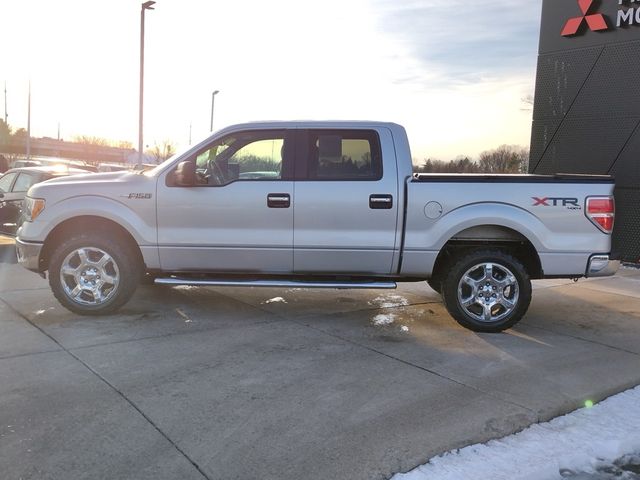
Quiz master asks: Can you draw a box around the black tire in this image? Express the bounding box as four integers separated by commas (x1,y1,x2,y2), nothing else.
427,278,442,294
48,232,141,315
441,249,531,333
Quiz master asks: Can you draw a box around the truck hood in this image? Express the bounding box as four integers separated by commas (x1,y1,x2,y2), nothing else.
28,171,155,202
40,171,133,185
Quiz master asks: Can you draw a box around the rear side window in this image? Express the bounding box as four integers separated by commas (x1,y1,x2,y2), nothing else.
306,130,382,181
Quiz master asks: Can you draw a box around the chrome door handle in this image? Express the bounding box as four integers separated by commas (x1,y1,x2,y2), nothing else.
369,194,393,209
267,193,290,208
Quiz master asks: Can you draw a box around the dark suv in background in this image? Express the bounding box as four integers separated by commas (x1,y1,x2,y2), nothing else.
0,166,90,236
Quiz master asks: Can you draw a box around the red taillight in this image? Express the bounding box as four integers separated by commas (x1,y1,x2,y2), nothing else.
586,196,615,234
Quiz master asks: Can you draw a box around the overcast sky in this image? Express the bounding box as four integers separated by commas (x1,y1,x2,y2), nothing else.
1,0,542,161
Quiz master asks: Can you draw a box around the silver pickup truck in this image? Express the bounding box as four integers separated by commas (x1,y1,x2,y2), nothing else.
15,121,619,332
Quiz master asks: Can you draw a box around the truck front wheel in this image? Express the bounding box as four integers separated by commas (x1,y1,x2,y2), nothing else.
48,232,140,315
441,250,531,332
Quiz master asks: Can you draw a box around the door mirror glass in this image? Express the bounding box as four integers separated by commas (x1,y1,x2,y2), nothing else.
174,161,196,187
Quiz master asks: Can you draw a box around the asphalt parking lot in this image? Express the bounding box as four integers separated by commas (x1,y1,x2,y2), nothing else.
1,235,640,480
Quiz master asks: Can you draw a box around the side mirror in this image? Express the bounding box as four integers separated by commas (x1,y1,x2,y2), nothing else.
174,161,196,187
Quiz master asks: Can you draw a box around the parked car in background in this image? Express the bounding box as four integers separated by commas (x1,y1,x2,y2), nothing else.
11,160,43,169
0,166,90,236
11,157,99,172
97,163,130,173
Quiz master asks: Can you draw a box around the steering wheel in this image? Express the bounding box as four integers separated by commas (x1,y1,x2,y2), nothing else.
202,160,225,185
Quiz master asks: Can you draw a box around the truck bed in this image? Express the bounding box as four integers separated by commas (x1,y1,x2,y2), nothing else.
412,173,615,183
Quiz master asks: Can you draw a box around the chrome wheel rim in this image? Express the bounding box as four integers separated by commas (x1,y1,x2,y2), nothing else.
60,247,120,306
457,262,519,323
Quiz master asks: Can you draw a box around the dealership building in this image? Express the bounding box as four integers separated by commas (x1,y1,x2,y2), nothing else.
530,0,640,262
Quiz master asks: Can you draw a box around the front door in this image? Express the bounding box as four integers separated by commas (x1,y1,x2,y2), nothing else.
156,129,295,273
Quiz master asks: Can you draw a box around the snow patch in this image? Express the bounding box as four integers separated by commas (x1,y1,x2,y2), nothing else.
369,295,410,308
263,297,287,304
373,313,396,326
391,386,640,480
400,325,410,332
172,285,199,291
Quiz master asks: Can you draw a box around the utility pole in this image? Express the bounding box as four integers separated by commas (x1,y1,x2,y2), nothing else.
210,90,219,132
26,81,31,159
138,1,156,165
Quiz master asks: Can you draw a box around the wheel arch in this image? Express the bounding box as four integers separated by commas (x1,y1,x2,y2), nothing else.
431,224,543,281
40,215,144,273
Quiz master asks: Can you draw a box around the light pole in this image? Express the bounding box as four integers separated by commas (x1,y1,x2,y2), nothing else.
138,1,155,165
3,81,7,125
26,81,31,160
210,90,219,132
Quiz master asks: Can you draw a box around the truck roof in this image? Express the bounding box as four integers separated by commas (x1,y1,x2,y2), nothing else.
215,120,403,131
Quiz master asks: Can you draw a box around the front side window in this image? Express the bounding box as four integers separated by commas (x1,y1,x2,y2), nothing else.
0,172,17,193
306,130,382,181
193,130,285,186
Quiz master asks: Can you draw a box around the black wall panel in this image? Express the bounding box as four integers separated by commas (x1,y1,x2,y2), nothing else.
531,0,640,262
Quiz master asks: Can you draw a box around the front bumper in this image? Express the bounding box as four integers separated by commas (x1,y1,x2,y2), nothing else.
15,237,44,272
586,254,620,277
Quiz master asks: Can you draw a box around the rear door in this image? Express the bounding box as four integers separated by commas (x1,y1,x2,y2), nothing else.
293,128,399,274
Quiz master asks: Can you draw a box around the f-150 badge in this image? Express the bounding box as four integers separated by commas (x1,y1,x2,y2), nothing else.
122,193,152,199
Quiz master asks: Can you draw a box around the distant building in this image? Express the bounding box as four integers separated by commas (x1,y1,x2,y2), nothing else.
0,136,136,165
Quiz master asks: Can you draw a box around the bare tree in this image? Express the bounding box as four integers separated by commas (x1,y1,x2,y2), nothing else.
416,145,529,174
521,94,534,111
73,135,111,146
0,120,11,145
73,136,134,149
478,145,529,174
147,140,176,164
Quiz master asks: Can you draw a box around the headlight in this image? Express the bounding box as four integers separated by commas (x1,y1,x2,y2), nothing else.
24,197,46,222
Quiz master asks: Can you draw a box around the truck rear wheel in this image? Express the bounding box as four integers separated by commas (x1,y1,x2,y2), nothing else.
48,232,140,315
441,250,531,332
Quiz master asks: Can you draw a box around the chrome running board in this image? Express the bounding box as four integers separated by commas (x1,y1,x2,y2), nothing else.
154,277,397,289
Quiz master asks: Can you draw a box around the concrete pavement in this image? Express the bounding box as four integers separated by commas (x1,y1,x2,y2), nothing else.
1,238,639,480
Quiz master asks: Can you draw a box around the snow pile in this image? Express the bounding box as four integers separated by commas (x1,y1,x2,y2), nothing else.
392,386,640,480
373,313,396,326
369,295,410,308
263,297,287,304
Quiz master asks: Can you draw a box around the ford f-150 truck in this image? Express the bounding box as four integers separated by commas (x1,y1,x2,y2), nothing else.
15,121,619,332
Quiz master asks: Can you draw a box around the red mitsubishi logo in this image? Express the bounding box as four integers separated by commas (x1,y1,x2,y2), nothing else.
561,0,608,36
